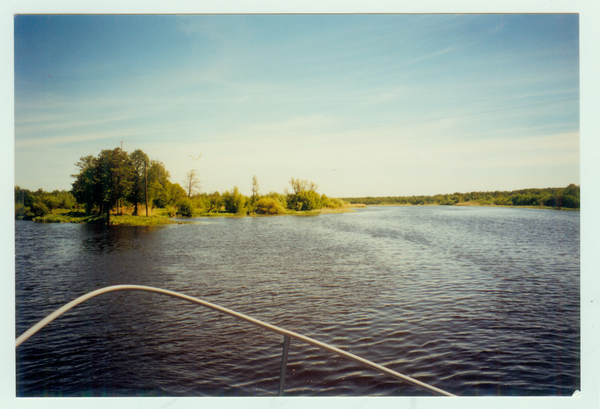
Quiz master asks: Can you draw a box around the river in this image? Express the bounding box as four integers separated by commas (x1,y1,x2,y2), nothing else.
15,206,580,396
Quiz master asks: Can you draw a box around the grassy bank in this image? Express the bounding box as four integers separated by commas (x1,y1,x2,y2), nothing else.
27,205,360,225
31,209,180,225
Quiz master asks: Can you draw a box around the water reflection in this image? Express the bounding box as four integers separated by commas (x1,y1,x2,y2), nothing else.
81,225,159,254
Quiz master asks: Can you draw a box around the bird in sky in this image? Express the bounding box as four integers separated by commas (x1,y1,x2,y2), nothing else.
189,153,202,161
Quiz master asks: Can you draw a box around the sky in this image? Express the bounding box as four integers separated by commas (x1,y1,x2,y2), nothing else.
14,14,580,198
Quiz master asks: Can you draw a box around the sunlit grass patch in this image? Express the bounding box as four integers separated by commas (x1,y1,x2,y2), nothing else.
33,209,180,225
108,215,176,226
33,210,104,224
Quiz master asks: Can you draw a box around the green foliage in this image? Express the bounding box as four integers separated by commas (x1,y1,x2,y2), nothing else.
70,148,187,223
176,198,195,217
14,203,31,219
147,160,171,208
33,209,176,225
343,184,580,209
170,183,187,204
163,205,177,217
222,186,247,214
70,155,96,213
206,191,222,212
286,177,322,211
288,189,323,211
127,149,150,215
15,186,76,212
70,148,134,223
289,177,318,194
265,192,287,208
255,197,286,215
251,175,260,200
322,195,345,208
14,186,35,207
102,215,176,226
31,201,49,217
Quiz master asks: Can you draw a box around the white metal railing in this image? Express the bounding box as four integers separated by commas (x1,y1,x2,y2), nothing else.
15,285,456,397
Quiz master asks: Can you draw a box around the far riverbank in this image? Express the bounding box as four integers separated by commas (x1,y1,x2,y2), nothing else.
26,205,363,226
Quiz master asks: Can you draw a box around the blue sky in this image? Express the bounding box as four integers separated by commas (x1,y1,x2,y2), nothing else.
14,14,580,197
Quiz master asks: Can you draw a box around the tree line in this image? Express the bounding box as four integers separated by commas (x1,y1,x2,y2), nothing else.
14,186,77,219
341,184,580,209
15,147,346,223
179,176,345,217
70,148,188,224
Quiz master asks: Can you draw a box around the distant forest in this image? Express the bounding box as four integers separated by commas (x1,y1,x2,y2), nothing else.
342,184,580,209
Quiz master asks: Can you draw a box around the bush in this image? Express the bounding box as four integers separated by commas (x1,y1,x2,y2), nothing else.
255,197,286,215
322,195,345,208
176,198,194,217
164,205,177,217
222,186,247,215
288,190,323,211
31,201,49,217
266,192,287,208
15,203,28,219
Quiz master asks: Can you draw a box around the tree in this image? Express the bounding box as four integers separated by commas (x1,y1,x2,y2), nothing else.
71,148,133,224
31,201,49,217
288,189,323,211
222,186,246,215
14,186,35,208
176,197,194,217
184,169,201,198
94,148,133,224
206,191,222,212
169,182,187,205
147,160,171,208
71,155,96,213
289,177,307,194
127,149,150,215
287,177,321,211
266,192,287,209
251,175,260,200
255,197,286,215
563,184,580,209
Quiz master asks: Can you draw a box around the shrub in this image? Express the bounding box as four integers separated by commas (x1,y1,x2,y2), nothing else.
31,201,49,217
288,190,323,211
255,197,286,215
266,192,287,208
322,195,345,208
222,186,247,215
176,198,194,217
15,203,27,219
165,205,177,217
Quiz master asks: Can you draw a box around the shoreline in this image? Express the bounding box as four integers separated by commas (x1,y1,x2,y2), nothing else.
20,202,577,226
359,202,579,211
24,205,361,226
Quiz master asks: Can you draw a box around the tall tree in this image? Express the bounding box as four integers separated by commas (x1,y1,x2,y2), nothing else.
251,175,260,199
206,191,222,212
71,148,133,224
95,148,133,224
184,169,201,198
147,160,171,208
222,186,246,214
288,177,321,211
169,182,187,205
71,155,96,213
128,149,150,215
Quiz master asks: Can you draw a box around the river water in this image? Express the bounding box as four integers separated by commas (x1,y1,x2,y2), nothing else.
15,206,580,397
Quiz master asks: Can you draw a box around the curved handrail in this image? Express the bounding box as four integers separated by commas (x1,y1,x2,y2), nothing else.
15,284,456,397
